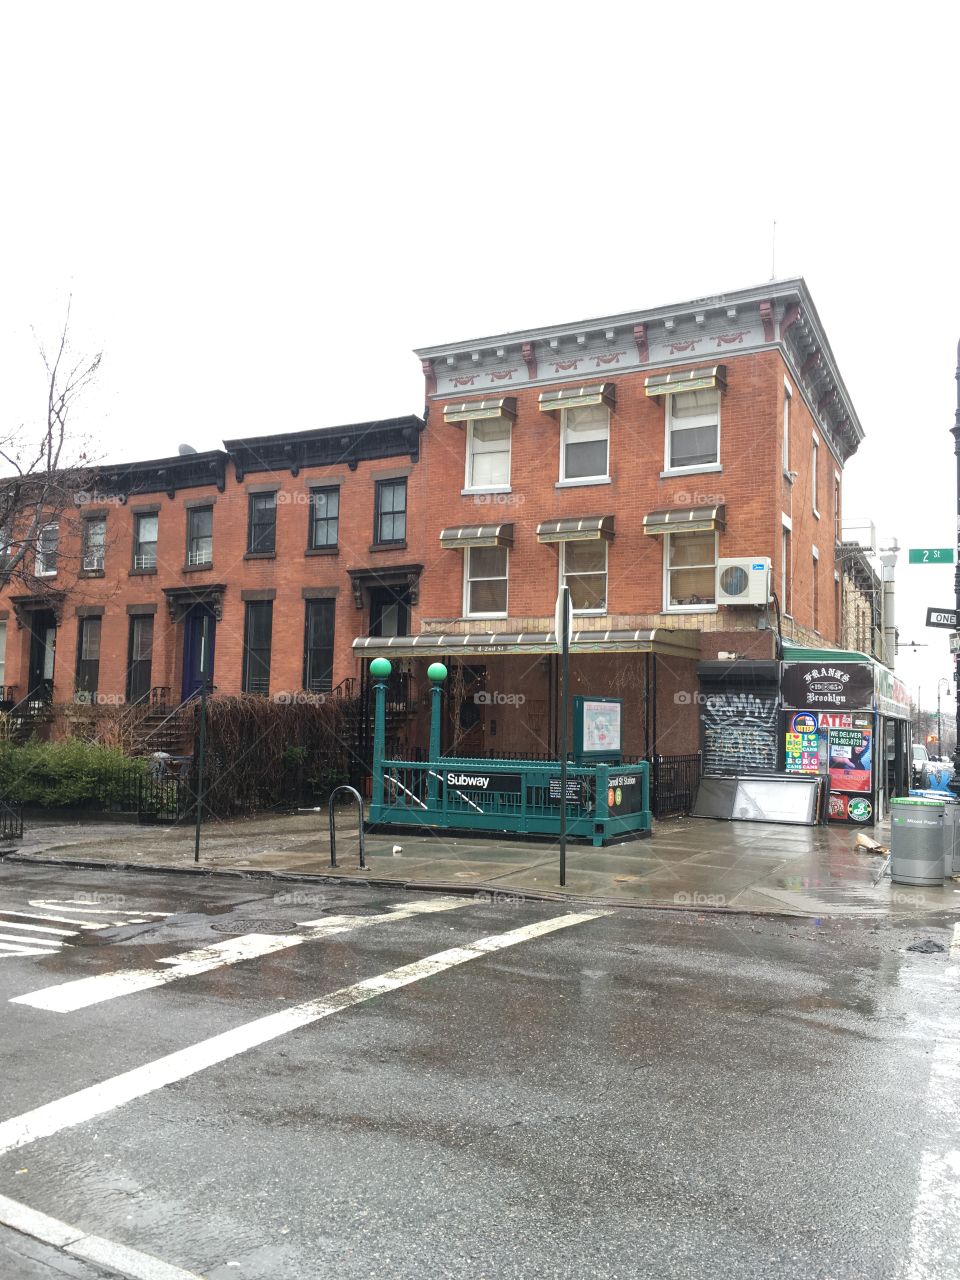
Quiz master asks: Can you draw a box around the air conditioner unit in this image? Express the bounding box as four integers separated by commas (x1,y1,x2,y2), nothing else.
82,553,104,571
716,557,772,606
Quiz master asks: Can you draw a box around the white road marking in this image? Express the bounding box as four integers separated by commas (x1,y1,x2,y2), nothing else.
0,919,77,936
12,898,468,1013
0,910,608,1156
30,899,171,918
2,910,109,929
0,944,59,957
0,933,68,949
0,1191,202,1280
904,922,960,1279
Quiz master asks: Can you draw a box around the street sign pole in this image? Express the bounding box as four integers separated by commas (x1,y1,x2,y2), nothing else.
951,338,960,799
555,586,572,887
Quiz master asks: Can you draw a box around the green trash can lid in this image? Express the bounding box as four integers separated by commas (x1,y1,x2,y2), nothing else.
891,797,945,807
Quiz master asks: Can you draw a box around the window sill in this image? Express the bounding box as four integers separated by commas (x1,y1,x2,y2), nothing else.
244,550,277,561
129,566,157,577
369,541,408,553
462,614,508,622
79,569,105,579
573,610,606,618
665,604,719,614
182,562,213,573
555,477,611,489
305,547,339,557
461,486,512,497
659,464,722,479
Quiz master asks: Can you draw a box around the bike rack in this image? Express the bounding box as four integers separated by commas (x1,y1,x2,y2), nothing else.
327,785,366,869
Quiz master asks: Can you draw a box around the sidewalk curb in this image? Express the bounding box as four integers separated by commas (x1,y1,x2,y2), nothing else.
3,850,819,920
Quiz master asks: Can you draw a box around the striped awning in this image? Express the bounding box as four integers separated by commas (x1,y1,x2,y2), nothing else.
537,515,615,543
538,383,616,413
353,628,700,660
443,397,517,424
644,365,727,396
643,505,726,535
440,523,514,550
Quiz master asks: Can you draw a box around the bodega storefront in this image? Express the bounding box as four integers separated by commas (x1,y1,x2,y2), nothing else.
780,647,911,825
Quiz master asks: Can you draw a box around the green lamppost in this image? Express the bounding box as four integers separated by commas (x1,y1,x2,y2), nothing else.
426,662,447,806
370,657,391,817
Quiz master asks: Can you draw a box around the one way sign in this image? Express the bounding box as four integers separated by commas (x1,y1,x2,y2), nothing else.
926,607,958,628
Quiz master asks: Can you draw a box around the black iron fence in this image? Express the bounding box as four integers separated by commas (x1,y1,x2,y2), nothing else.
649,752,702,818
0,799,23,842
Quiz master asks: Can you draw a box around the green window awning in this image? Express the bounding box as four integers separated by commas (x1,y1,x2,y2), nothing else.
443,397,517,424
643,505,725,535
440,523,514,550
538,383,616,414
537,515,615,543
645,365,727,397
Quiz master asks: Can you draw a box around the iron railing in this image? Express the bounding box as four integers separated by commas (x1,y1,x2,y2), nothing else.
0,799,23,842
649,752,702,818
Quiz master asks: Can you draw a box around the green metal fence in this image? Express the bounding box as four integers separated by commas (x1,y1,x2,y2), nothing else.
371,756,651,847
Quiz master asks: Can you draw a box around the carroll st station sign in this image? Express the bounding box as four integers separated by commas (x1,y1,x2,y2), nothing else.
780,662,875,711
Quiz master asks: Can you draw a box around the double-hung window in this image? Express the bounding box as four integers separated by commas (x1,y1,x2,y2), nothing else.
666,390,720,470
247,493,277,554
665,531,716,609
465,419,511,490
464,546,508,617
187,506,213,567
36,524,59,576
75,617,101,698
82,518,106,571
783,380,792,474
811,435,820,517
242,601,273,694
133,514,158,570
560,406,609,482
561,541,607,613
309,487,339,549
303,599,335,693
375,479,406,545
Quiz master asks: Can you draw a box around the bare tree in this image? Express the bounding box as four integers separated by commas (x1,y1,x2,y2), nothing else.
0,301,101,592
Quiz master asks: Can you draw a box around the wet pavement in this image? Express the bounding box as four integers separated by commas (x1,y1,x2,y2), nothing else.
0,863,959,1278
6,809,960,920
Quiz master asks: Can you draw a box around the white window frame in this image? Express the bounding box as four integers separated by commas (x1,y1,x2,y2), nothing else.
811,432,820,518
558,405,610,486
663,388,721,475
463,545,509,619
783,378,793,476
834,470,841,544
463,418,512,494
781,513,792,617
559,539,608,615
662,530,718,613
36,523,59,577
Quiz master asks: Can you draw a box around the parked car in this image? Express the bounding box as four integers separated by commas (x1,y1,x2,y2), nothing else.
912,744,930,788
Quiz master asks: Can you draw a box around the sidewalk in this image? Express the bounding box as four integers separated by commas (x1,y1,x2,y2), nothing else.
5,807,960,919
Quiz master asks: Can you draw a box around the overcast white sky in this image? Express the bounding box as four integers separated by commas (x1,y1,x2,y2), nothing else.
2,1,958,708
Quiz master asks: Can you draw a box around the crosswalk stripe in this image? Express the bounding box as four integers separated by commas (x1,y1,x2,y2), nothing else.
30,900,170,918
0,944,59,958
0,932,68,949
0,910,608,1156
0,920,77,936
11,898,468,1013
1,911,109,929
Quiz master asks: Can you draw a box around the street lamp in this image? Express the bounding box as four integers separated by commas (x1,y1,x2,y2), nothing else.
951,337,960,798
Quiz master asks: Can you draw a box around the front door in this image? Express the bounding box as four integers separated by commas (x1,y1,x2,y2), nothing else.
28,610,57,703
369,587,410,637
127,614,154,705
181,606,216,700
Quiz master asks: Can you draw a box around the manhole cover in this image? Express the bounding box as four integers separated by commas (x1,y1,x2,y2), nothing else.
209,917,296,936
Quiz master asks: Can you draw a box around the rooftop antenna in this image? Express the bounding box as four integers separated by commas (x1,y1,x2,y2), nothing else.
770,220,777,281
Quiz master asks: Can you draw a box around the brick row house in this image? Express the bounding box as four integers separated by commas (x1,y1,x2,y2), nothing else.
0,278,869,777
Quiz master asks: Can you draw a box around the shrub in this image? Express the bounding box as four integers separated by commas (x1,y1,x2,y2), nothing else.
0,740,147,808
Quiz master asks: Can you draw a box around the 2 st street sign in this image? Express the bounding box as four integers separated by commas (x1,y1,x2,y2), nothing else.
910,548,955,564
926,607,958,629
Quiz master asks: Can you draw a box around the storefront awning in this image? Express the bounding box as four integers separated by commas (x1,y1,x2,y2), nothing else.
443,397,517,424
439,523,514,550
643,505,726,535
538,383,616,413
537,516,615,543
353,628,700,659
644,365,727,397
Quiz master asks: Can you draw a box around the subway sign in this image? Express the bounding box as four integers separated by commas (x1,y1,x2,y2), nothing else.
444,770,522,794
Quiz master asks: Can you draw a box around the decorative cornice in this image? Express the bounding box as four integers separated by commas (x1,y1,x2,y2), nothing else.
347,563,423,610
224,416,425,481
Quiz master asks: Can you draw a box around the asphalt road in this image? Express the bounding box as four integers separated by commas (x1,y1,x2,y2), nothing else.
0,863,958,1280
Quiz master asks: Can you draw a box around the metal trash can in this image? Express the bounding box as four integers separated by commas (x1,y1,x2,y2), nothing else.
890,797,946,886
942,798,960,877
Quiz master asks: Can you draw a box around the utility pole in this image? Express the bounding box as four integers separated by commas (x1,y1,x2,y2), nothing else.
952,338,960,800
